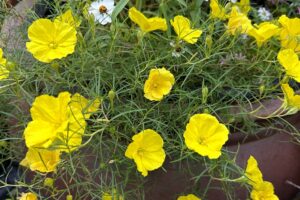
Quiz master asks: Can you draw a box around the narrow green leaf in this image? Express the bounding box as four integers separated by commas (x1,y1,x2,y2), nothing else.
176,0,187,7
112,0,129,21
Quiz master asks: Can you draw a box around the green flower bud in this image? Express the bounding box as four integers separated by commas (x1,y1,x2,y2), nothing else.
202,86,209,104
259,84,265,96
205,35,213,50
6,61,16,70
0,140,7,148
66,194,73,200
43,177,54,188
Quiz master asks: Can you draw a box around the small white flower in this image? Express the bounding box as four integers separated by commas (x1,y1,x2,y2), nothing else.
88,0,115,25
257,7,272,21
230,0,237,3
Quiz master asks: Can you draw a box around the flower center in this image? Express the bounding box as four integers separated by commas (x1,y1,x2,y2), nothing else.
99,5,107,13
198,137,205,145
137,149,145,156
48,42,58,49
153,83,159,88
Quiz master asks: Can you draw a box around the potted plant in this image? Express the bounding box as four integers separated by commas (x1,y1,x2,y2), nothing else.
1,0,300,199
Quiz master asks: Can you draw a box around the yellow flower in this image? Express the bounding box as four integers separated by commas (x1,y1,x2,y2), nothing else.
250,181,279,200
281,83,300,111
19,192,38,200
0,48,9,80
183,113,229,159
278,15,300,52
125,129,166,177
144,68,175,101
277,49,300,82
245,156,279,200
248,22,280,47
70,93,101,119
102,189,123,200
245,156,263,187
235,0,251,15
177,194,201,200
227,6,253,35
210,0,228,20
26,19,77,63
128,7,167,33
170,15,203,44
24,92,86,152
55,9,81,28
20,148,60,173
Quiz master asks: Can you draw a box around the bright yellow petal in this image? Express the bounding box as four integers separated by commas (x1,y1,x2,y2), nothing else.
245,156,264,187
19,192,38,200
248,22,279,47
56,108,86,152
0,48,7,66
129,7,148,30
281,83,300,110
55,9,81,27
171,15,202,44
30,92,71,122
277,49,300,82
177,194,201,200
236,0,251,15
24,120,57,148
139,129,164,150
250,181,279,200
0,66,9,80
227,6,253,35
278,15,300,52
70,93,100,118
146,17,168,32
210,0,228,20
128,7,167,32
140,149,165,170
27,19,55,45
20,148,60,173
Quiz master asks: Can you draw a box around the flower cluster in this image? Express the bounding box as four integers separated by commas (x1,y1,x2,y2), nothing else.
2,0,299,199
21,92,99,172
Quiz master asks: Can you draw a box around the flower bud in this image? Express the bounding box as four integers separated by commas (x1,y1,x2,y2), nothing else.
50,62,59,71
43,177,54,188
108,90,116,105
205,35,213,50
66,194,73,200
259,84,265,96
202,86,209,104
203,108,210,114
208,24,214,34
6,61,16,70
0,140,7,148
